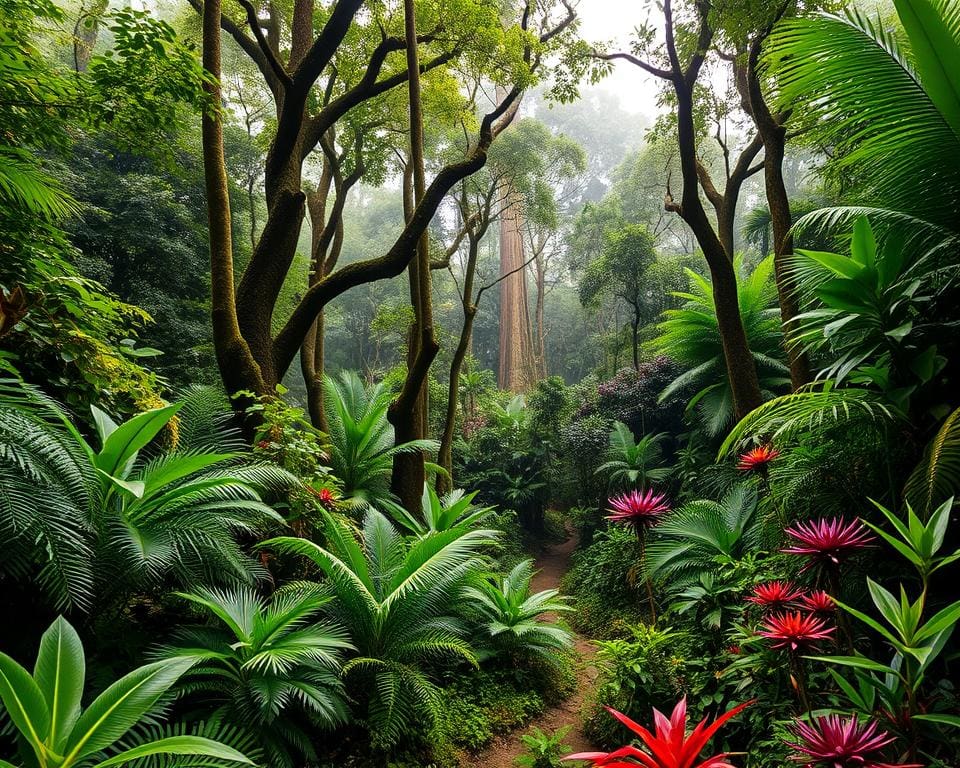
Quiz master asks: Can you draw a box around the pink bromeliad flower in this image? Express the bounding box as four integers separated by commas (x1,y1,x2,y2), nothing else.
563,697,753,767
746,581,806,611
783,517,875,571
758,611,835,652
737,445,780,473
607,489,671,530
785,714,921,768
794,590,836,616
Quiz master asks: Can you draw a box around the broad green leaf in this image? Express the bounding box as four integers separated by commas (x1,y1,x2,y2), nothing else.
894,0,960,137
914,713,960,728
850,216,877,266
808,654,898,675
94,404,181,478
0,653,50,754
96,469,146,499
62,657,194,763
93,735,253,767
794,248,865,279
816,279,874,315
34,617,84,753
90,406,119,445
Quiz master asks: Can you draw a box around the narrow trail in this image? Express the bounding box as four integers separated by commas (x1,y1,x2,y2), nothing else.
463,530,599,766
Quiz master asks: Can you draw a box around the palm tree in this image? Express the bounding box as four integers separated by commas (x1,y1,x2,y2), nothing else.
461,559,572,664
766,0,960,256
595,421,672,490
159,584,352,768
264,509,497,747
644,483,761,592
651,257,790,436
0,379,291,613
322,371,437,510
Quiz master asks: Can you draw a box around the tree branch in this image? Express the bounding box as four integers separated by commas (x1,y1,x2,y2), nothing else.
236,0,291,87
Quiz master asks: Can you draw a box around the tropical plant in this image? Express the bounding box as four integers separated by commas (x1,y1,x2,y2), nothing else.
644,483,761,590
264,509,496,747
489,394,529,432
904,406,960,515
389,482,496,535
0,616,252,768
788,217,948,410
0,380,290,612
767,0,960,256
158,583,352,768
516,726,572,768
595,421,672,490
462,559,572,664
322,371,437,509
651,256,790,436
566,697,753,768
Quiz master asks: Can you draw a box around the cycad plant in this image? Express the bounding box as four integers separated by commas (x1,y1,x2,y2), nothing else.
651,257,790,437
767,0,960,255
644,483,761,591
264,509,496,747
462,559,572,665
0,616,252,768
0,379,290,613
322,371,437,509
595,421,672,490
389,482,495,535
158,583,352,768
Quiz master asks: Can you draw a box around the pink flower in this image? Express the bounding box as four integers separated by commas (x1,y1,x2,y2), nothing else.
794,590,835,616
783,517,875,570
758,611,835,652
737,445,780,472
564,697,753,767
606,489,670,529
746,581,806,611
785,714,921,768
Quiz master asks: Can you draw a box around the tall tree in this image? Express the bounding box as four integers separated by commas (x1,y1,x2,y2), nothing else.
194,0,578,416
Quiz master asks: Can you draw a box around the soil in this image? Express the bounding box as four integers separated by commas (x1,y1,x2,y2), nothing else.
462,529,599,767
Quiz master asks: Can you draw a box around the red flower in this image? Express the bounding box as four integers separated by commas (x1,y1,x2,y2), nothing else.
794,590,835,615
737,445,780,472
746,581,806,611
785,714,922,768
607,489,670,529
758,611,834,652
306,485,338,509
782,517,875,570
564,697,753,767
256,440,271,450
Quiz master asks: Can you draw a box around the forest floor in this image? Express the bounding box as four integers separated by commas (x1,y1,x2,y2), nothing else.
463,529,599,767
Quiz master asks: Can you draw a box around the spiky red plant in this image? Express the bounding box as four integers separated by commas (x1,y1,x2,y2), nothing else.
564,697,753,767
746,581,806,611
785,714,921,768
607,489,671,529
794,590,835,616
782,517,875,570
758,611,835,652
306,485,338,509
737,445,780,472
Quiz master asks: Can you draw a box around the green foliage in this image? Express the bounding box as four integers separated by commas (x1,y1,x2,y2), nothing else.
390,483,495,535
651,257,790,437
322,371,437,510
159,584,352,768
904,407,960,514
462,559,573,664
595,421,672,491
515,726,572,768
264,510,496,748
0,380,289,613
0,616,251,768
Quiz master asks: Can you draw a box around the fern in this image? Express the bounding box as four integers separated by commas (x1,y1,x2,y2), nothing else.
904,407,960,516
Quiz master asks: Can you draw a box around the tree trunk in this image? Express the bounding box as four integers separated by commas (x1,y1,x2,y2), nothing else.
631,311,640,371
497,186,536,392
533,248,548,378
73,0,108,72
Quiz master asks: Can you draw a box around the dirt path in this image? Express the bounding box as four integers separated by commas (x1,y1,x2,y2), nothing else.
463,530,599,766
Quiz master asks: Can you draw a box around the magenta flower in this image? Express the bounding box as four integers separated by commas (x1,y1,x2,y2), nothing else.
783,517,875,570
737,444,780,472
758,611,835,652
795,590,836,616
785,714,921,768
607,489,670,529
747,581,806,611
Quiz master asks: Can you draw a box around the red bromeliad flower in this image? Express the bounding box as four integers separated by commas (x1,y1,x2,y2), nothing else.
564,697,753,768
306,485,338,509
785,714,921,768
794,590,835,616
758,611,835,652
737,445,780,472
782,517,875,570
607,489,671,529
746,581,806,611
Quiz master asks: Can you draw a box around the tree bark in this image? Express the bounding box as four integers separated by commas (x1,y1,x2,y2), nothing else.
497,186,536,392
